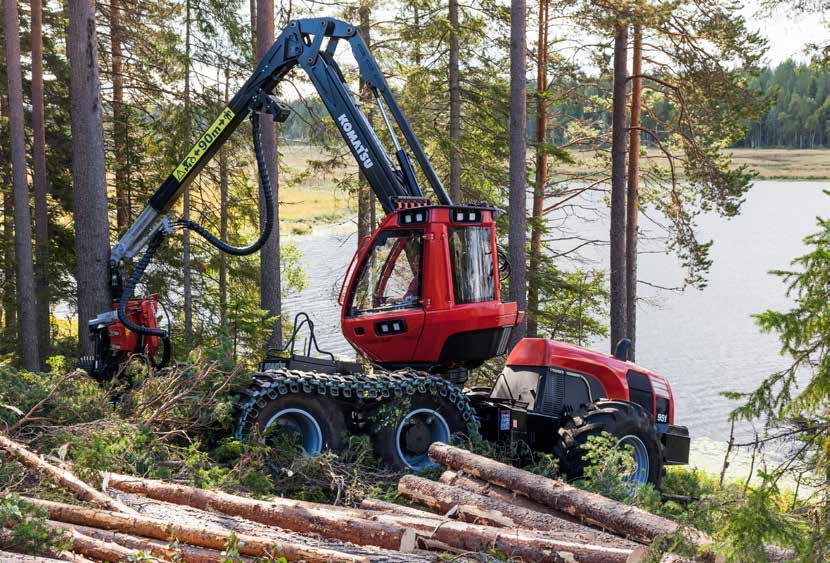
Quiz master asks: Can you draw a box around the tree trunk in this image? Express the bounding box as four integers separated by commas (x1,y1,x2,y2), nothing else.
183,0,193,347
106,473,415,551
0,433,137,514
357,1,373,246
399,475,640,557
257,0,282,350
527,0,548,338
448,0,462,202
609,23,628,353
219,69,229,336
110,0,129,233
31,0,50,365
508,0,528,346
625,25,643,360
429,443,711,546
4,0,40,370
2,185,15,341
67,0,111,357
27,498,368,562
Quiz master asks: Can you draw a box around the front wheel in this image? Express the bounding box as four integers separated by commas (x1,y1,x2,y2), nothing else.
554,400,663,488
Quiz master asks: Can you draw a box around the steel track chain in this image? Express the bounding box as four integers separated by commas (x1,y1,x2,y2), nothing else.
234,367,481,440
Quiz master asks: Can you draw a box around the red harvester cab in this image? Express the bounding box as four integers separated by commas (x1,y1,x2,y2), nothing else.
340,202,521,372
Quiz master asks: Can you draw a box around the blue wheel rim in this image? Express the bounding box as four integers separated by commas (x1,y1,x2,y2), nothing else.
617,434,650,485
263,408,323,455
395,408,450,470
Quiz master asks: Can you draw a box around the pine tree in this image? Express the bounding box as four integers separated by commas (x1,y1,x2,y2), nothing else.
256,0,282,350
609,21,628,353
31,0,50,364
67,0,111,356
4,0,40,369
508,0,528,346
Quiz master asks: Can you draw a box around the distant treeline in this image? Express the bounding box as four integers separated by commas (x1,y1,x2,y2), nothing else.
738,60,830,149
283,60,830,151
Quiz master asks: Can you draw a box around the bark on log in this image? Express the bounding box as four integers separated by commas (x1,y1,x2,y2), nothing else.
359,498,445,520
51,521,249,563
26,497,368,562
429,443,708,546
106,472,414,551
367,511,634,563
59,526,141,562
0,434,137,514
440,470,576,518
399,475,639,552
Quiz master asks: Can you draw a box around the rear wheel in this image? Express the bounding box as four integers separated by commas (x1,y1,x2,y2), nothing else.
252,394,346,457
372,394,471,471
554,400,663,488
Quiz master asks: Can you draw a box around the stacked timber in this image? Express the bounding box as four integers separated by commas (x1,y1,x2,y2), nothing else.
1,434,793,562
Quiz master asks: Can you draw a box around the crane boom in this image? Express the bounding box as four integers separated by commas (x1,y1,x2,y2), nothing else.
112,17,451,268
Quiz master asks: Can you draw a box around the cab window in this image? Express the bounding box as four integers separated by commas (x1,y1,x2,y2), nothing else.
448,226,495,304
351,231,423,315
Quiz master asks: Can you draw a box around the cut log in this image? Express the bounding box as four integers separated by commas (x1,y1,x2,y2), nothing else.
429,442,707,546
440,469,566,517
367,511,635,563
399,475,639,551
50,521,249,563
59,527,141,562
26,497,369,562
0,433,137,514
359,498,445,520
106,472,414,552
431,444,794,562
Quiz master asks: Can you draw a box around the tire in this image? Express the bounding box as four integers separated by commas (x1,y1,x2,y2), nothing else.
553,399,663,488
251,394,346,456
372,394,471,471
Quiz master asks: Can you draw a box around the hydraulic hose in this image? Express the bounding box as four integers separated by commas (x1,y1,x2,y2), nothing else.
177,111,275,256
117,230,168,337
118,109,275,338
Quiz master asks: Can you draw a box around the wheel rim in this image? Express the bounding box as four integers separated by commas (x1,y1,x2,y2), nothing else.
616,434,650,485
263,408,323,455
395,408,450,470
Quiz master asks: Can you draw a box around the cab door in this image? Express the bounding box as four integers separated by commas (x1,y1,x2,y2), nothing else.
342,229,426,363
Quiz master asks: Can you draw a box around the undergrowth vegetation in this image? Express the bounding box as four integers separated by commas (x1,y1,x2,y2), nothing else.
0,357,820,561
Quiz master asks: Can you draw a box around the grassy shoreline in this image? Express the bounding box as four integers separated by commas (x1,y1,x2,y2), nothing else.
278,146,830,235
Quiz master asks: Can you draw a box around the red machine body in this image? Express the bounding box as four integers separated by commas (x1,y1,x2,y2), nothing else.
107,296,162,358
340,204,521,369
505,338,676,425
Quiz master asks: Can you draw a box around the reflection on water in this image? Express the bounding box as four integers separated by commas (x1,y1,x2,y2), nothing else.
285,181,829,441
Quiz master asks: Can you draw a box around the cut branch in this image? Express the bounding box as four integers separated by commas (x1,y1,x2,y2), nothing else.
0,433,137,514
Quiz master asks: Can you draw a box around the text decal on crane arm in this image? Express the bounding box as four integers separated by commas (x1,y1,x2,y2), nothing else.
173,106,236,182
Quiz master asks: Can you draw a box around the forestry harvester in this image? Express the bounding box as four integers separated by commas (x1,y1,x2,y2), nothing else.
79,18,689,485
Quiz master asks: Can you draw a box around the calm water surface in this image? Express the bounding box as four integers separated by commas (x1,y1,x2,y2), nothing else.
285,180,830,441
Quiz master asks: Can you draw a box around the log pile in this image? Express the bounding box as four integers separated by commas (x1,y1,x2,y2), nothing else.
1,434,792,562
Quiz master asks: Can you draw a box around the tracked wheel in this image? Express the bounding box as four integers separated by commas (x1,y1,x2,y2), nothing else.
235,368,480,469
553,399,663,488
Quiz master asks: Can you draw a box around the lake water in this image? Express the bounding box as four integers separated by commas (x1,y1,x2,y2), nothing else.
285,180,830,442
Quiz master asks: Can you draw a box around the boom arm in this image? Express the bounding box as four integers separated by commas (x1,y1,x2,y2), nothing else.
112,17,451,269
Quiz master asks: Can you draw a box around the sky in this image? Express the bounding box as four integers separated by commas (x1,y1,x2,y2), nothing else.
743,1,829,63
